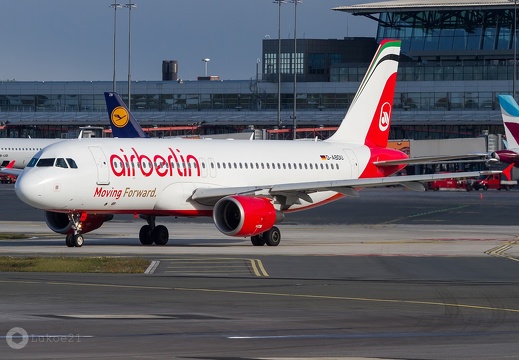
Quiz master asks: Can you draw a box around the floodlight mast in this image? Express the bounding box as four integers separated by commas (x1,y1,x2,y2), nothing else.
110,3,122,93
124,2,137,110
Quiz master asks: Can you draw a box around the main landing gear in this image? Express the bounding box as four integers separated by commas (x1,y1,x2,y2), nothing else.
65,213,85,248
138,215,169,246
250,226,281,247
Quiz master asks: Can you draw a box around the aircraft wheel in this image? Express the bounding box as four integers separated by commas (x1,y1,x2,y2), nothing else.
65,234,74,247
264,226,281,247
74,234,84,247
152,225,169,246
139,225,154,245
251,234,265,246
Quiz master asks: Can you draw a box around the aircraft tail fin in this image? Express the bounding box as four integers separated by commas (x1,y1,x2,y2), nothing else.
498,95,519,149
326,39,401,147
104,92,148,138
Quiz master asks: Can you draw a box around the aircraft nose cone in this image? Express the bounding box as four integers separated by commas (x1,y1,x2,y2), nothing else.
14,171,45,208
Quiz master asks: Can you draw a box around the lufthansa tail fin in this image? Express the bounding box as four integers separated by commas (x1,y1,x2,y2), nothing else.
498,95,519,149
104,92,147,138
326,39,401,147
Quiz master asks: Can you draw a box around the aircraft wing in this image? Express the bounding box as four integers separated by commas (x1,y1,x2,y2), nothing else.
374,153,489,166
0,168,22,177
191,170,498,206
0,161,22,177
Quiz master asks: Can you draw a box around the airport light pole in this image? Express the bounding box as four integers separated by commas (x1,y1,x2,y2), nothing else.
202,58,210,76
124,2,136,110
290,0,301,140
273,0,285,134
110,3,122,93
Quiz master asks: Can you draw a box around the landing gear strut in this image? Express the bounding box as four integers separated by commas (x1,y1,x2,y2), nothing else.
250,226,281,247
139,215,169,246
65,213,85,248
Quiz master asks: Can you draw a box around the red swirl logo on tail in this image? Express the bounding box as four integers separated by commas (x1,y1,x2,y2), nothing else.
379,102,391,132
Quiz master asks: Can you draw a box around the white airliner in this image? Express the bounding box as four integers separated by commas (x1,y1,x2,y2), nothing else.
14,40,497,248
0,127,106,170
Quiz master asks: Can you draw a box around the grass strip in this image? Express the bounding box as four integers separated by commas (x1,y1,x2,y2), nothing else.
0,256,150,273
0,233,29,240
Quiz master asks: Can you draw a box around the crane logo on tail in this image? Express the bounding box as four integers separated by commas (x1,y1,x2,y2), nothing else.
111,106,129,128
379,102,391,132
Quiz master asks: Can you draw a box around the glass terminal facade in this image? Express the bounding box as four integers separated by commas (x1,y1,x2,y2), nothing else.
0,3,515,141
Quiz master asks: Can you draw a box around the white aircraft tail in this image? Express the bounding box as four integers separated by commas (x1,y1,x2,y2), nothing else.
326,39,401,147
498,95,519,149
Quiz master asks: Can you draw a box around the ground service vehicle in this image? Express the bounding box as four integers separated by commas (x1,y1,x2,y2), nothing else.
428,177,468,191
470,173,516,191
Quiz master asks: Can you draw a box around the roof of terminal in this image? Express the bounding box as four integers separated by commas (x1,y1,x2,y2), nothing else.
333,0,516,14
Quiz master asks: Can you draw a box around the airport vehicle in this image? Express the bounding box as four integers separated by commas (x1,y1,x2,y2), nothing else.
470,172,516,191
14,40,498,248
428,175,470,191
493,95,519,167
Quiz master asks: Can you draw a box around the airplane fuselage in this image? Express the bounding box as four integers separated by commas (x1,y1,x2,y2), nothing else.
0,138,62,168
16,137,398,215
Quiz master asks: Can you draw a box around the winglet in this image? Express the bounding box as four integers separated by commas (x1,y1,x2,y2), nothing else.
326,39,401,147
498,95,519,149
104,92,148,138
502,163,514,181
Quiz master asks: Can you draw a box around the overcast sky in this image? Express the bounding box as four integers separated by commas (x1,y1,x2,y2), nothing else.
0,1,376,82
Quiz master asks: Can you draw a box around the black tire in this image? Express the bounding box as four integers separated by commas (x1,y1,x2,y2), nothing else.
65,234,74,247
483,185,488,191
152,225,169,245
264,226,281,246
139,225,154,245
251,234,266,246
74,234,84,247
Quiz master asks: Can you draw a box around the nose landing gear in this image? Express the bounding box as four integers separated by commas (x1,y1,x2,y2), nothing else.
65,213,85,247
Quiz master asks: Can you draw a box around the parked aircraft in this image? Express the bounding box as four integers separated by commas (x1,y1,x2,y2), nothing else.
105,92,147,138
14,40,498,247
493,94,519,167
0,127,108,171
0,95,147,173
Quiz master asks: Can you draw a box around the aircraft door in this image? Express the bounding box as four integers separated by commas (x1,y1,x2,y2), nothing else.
343,149,359,179
88,146,110,185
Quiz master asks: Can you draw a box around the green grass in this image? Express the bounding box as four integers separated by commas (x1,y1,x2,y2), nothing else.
0,233,29,240
0,256,150,273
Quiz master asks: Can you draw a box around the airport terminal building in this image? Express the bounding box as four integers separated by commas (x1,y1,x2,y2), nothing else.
0,0,516,148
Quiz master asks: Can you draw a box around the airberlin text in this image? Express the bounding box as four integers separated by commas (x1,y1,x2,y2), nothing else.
94,187,157,199
110,147,200,178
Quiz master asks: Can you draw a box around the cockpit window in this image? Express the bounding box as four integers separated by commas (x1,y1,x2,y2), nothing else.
66,158,78,169
27,157,39,168
55,158,68,168
36,158,55,167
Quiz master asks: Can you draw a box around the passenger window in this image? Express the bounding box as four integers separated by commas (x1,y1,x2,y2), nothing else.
55,158,68,168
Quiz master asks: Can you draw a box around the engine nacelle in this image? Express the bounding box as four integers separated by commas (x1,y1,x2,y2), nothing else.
44,211,113,235
213,196,282,237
